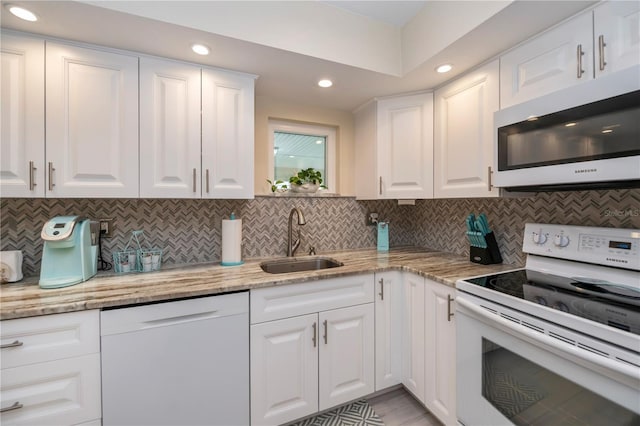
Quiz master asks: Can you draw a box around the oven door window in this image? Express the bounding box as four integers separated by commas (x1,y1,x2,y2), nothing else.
497,90,640,171
482,338,639,425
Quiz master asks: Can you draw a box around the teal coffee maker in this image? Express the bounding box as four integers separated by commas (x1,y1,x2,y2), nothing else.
39,216,99,289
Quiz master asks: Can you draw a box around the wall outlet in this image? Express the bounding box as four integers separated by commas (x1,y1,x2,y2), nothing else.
367,212,378,226
99,218,114,237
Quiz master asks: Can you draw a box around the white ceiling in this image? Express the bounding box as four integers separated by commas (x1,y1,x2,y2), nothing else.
322,1,428,27
0,1,596,111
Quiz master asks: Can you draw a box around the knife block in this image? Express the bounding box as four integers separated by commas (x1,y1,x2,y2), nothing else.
469,232,502,265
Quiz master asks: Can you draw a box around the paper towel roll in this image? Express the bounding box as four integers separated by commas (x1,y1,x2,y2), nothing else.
221,219,243,266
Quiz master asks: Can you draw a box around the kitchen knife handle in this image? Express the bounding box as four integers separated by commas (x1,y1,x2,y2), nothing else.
192,168,197,193
576,44,585,78
379,176,382,195
323,319,328,344
378,277,384,300
48,162,55,191
205,169,210,193
0,340,24,349
0,401,23,413
29,161,36,190
312,322,317,347
598,35,607,71
487,166,493,191
447,294,454,322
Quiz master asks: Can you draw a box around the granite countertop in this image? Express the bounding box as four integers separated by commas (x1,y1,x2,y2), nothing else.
0,247,520,320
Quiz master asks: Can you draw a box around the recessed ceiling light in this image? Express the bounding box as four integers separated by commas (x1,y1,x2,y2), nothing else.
436,64,452,73
7,4,38,21
191,44,210,55
318,79,333,88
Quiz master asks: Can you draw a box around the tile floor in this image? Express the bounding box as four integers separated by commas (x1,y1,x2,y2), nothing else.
367,388,443,426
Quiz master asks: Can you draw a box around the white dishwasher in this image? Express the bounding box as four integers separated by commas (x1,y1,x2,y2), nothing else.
100,292,249,426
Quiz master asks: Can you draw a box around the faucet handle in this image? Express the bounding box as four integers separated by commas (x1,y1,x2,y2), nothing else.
308,246,316,256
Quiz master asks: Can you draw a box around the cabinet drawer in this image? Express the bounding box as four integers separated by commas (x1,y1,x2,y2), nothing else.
0,310,99,369
0,353,101,426
251,274,374,324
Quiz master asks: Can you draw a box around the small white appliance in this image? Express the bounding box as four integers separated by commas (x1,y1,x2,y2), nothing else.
456,223,640,425
39,216,99,289
0,250,23,283
493,65,640,191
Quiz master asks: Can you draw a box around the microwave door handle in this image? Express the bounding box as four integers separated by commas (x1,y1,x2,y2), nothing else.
456,297,639,381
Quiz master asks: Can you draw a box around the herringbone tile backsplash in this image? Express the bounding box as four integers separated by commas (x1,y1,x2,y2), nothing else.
2,189,638,277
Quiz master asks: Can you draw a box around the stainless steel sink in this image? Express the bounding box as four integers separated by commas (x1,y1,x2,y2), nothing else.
260,257,343,274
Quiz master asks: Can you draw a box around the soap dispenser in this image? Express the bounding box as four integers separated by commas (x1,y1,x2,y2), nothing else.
377,221,389,252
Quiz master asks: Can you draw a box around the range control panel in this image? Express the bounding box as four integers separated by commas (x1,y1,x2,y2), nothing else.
523,223,640,271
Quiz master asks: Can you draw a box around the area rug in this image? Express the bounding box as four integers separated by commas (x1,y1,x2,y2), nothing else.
290,399,384,426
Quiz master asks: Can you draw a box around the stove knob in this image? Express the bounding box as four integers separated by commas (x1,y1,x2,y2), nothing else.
553,234,570,248
553,301,569,312
533,296,548,306
532,231,547,245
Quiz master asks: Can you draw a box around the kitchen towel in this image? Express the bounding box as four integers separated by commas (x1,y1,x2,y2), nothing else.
221,217,243,266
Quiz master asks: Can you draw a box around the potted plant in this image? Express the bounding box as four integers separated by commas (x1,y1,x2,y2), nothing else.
289,168,324,193
266,179,289,193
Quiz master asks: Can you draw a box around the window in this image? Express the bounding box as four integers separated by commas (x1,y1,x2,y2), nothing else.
268,120,336,192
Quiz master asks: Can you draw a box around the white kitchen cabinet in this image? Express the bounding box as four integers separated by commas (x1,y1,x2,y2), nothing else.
139,58,202,198
0,310,101,426
374,271,403,391
250,314,318,426
0,33,45,197
319,303,374,410
46,42,139,198
434,60,499,198
354,92,433,200
402,272,426,403
500,11,593,108
424,278,457,426
202,68,255,199
250,274,375,426
593,1,640,78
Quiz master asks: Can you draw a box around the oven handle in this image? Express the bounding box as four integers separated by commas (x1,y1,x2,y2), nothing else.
456,297,640,381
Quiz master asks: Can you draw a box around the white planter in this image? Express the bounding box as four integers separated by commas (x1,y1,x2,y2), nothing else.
290,183,319,193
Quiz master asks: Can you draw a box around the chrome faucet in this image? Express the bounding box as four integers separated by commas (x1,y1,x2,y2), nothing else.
287,207,306,257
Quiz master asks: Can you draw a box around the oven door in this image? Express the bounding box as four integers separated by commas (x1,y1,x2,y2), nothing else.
456,296,640,426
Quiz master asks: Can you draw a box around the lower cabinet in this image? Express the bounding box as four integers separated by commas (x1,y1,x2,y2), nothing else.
374,271,403,391
250,274,375,426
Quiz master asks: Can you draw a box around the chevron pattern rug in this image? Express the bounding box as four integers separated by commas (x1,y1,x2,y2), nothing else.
290,400,384,426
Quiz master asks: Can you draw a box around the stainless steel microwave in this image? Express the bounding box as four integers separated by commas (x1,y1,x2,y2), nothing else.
493,65,640,191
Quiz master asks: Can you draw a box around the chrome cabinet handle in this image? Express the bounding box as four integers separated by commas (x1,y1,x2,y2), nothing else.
206,169,210,194
576,44,585,78
378,278,384,300
48,162,55,191
323,319,328,344
192,168,197,193
487,166,493,191
29,161,36,190
598,35,607,71
447,294,454,322
379,176,382,195
0,402,23,413
312,322,317,347
1,340,23,349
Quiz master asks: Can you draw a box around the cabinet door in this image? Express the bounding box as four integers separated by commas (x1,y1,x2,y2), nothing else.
500,11,593,108
0,34,45,197
374,271,403,391
140,58,201,198
434,60,499,198
202,69,255,199
377,93,433,199
0,353,101,426
250,314,318,426
594,1,640,77
46,42,138,197
424,280,456,426
402,273,425,403
319,303,374,410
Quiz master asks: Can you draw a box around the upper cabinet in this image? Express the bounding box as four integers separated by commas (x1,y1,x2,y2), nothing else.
0,34,45,197
46,42,139,198
500,1,640,108
355,92,433,200
202,69,255,199
140,58,201,198
434,60,499,198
